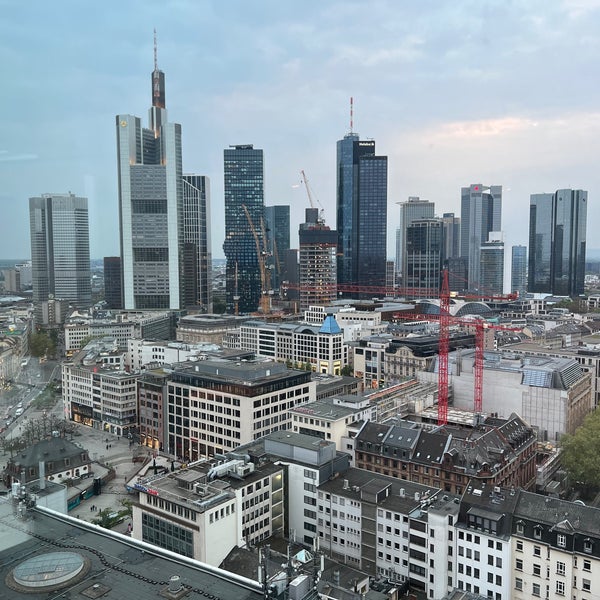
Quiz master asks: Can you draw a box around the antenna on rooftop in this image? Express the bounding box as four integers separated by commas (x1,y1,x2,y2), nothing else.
350,97,354,134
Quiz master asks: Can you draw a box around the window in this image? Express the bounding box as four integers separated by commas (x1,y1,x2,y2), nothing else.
516,558,523,571
555,581,565,596
583,559,591,572
533,545,541,557
557,533,566,548
584,539,593,553
582,579,591,592
516,540,523,552
516,520,524,534
532,583,541,597
534,526,542,539
515,578,523,591
556,561,565,576
533,564,541,577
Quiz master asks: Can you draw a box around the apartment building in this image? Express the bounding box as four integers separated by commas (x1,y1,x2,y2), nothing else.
512,492,600,600
354,414,537,493
317,467,460,598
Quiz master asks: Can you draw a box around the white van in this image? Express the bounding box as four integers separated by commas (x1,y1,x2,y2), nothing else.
15,408,23,417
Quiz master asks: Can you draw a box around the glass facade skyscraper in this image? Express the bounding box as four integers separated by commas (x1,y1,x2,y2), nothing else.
528,189,587,296
183,175,212,311
404,218,444,292
29,193,91,323
116,54,184,310
336,134,388,295
223,145,264,314
396,197,435,283
511,245,527,298
460,184,502,291
264,205,290,293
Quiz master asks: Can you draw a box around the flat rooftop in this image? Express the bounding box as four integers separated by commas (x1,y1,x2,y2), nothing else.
0,499,262,600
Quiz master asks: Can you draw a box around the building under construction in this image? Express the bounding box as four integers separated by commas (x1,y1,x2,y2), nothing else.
299,207,337,311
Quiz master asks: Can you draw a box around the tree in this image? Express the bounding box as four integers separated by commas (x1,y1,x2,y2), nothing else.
560,409,600,491
30,332,54,357
340,365,354,377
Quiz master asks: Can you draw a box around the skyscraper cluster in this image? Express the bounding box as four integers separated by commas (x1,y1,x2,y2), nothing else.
26,42,589,322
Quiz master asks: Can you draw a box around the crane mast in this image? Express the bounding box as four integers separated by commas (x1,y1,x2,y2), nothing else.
242,204,271,315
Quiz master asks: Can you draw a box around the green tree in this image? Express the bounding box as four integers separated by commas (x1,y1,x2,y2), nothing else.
213,297,226,314
561,409,600,491
340,365,354,377
30,332,54,357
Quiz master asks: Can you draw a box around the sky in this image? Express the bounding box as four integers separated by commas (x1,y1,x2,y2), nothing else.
2,0,600,264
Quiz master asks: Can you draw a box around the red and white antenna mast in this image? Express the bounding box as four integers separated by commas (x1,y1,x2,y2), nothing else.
350,97,354,133
154,28,158,71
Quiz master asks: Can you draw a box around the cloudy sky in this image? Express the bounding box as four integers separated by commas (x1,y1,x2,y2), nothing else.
2,0,600,263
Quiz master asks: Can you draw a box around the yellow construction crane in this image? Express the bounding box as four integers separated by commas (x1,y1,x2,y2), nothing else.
242,204,271,315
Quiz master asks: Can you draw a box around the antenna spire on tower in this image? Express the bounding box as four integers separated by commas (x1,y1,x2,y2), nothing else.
153,28,158,71
350,97,353,133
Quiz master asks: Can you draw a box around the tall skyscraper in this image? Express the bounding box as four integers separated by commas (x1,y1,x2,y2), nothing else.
29,193,91,323
528,189,587,296
404,218,444,292
265,205,290,293
460,184,502,290
336,133,388,295
116,41,184,310
396,197,435,283
223,145,264,314
480,232,505,295
441,212,461,260
299,208,338,311
183,175,212,311
511,245,527,298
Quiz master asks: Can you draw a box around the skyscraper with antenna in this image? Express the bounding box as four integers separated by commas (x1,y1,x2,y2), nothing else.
336,98,388,296
116,32,211,311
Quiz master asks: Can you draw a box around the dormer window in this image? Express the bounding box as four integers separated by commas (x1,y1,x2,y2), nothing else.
584,538,593,554
534,525,543,540
557,534,566,548
516,520,525,534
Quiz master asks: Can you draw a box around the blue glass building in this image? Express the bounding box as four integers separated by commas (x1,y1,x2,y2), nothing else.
528,189,587,296
336,134,388,295
223,145,264,314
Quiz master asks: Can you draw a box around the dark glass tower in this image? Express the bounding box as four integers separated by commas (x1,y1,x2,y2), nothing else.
183,175,212,311
103,256,122,309
223,145,264,314
405,218,444,292
528,189,587,296
336,133,388,295
264,205,290,293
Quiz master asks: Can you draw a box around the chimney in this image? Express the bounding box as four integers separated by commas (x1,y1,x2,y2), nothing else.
39,461,45,490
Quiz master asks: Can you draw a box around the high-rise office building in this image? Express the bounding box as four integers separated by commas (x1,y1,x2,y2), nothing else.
29,193,91,324
396,197,435,283
116,42,185,310
299,208,338,311
404,218,444,292
511,245,527,298
223,145,264,314
265,205,290,293
182,175,212,312
441,212,461,260
528,189,587,296
480,232,505,295
103,256,122,309
460,184,502,290
336,133,388,295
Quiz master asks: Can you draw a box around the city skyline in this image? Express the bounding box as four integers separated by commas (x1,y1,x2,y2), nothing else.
2,2,600,264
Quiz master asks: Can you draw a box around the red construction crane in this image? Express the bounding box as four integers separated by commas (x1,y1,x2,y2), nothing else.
394,270,522,424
